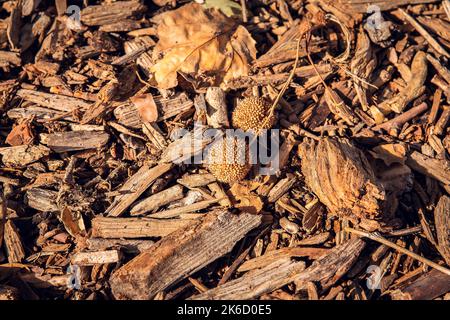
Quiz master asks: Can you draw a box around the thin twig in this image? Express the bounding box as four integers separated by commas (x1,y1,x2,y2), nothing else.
345,227,450,277
240,0,247,23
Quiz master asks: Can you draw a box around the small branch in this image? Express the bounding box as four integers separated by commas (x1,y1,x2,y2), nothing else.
345,227,450,277
373,102,428,132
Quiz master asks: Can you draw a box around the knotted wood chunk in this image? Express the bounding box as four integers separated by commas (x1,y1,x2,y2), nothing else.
298,138,387,221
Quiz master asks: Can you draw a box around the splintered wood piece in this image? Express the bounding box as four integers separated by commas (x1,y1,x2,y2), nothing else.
293,238,366,290
160,125,215,164
191,258,306,300
379,51,427,114
106,163,173,217
41,131,109,152
86,238,154,253
205,87,230,128
406,151,450,185
109,210,262,299
267,175,297,203
130,185,184,216
390,269,450,300
435,195,450,266
3,220,26,263
177,173,216,188
0,145,50,168
71,250,121,266
91,217,192,238
193,239,364,300
399,9,450,58
148,198,222,219
298,138,388,221
81,1,146,26
237,247,330,272
114,93,194,128
16,89,90,112
0,285,20,300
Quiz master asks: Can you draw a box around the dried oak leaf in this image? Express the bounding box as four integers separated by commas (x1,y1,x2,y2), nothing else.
150,2,256,89
298,138,387,221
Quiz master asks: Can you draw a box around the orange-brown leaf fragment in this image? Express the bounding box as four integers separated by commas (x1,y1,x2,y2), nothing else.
229,183,263,214
150,3,256,89
298,138,387,221
6,119,34,146
131,93,159,123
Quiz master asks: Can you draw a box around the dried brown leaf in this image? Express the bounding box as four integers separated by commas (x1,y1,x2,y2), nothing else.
131,93,159,123
150,3,256,89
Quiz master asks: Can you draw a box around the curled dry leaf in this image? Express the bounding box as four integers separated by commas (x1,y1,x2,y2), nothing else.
130,93,159,123
298,138,388,221
150,3,256,89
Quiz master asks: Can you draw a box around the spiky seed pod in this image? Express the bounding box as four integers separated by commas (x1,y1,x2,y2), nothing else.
205,136,252,183
232,96,275,133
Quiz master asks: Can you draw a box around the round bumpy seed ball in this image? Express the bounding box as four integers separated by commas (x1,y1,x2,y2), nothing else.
232,96,276,132
205,136,252,183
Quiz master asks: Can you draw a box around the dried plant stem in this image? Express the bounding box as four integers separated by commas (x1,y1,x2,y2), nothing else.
345,227,450,277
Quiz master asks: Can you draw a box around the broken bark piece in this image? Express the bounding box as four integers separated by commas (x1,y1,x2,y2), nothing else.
267,174,297,203
42,131,109,152
91,216,192,238
237,247,329,272
205,87,230,128
25,188,58,212
193,239,365,299
3,220,26,263
80,1,146,26
435,195,450,266
0,144,50,167
109,210,262,299
255,20,326,68
298,138,388,221
0,285,20,300
149,198,222,219
192,258,306,300
337,0,440,13
106,163,173,217
390,268,450,300
293,239,366,291
71,250,121,266
130,184,184,216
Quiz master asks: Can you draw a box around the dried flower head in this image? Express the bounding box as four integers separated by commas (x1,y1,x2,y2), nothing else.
232,96,275,132
205,136,251,183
